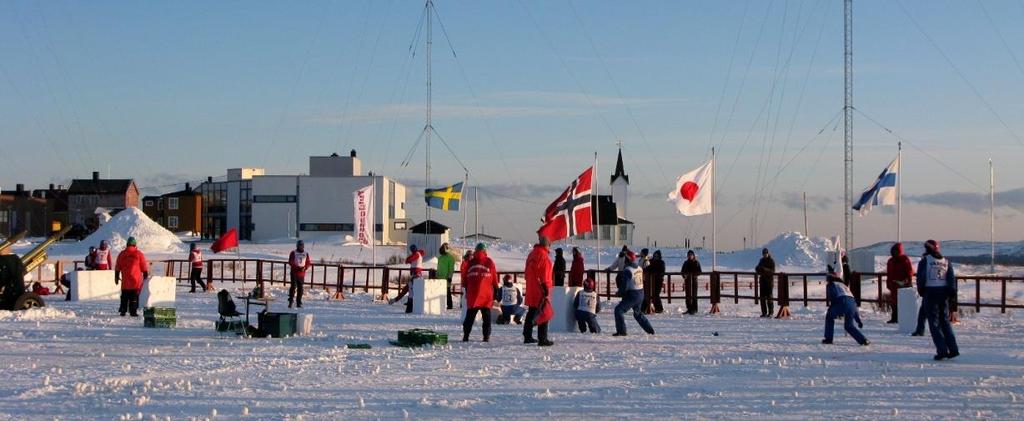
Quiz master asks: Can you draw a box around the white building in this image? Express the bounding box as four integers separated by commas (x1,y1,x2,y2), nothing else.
250,151,410,244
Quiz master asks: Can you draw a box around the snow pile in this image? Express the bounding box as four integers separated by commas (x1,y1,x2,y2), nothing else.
79,207,186,254
719,232,835,271
0,306,75,321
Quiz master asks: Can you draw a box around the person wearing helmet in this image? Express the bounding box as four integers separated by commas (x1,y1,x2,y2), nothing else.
114,237,149,317
497,274,526,325
822,264,869,346
288,240,311,308
917,240,960,360
188,242,207,293
573,277,602,333
96,240,113,270
612,251,654,336
84,246,99,270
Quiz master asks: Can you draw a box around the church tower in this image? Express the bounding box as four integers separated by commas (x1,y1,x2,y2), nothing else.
610,147,629,220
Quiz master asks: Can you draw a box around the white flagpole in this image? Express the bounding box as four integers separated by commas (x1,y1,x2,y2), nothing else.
594,151,601,270
462,172,469,240
897,142,902,244
712,147,717,271
372,177,377,273
990,158,995,275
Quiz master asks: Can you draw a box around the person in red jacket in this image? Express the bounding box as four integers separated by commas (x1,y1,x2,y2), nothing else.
188,243,208,293
461,243,499,342
885,242,915,323
568,247,585,287
288,240,312,308
114,237,149,317
96,240,113,270
523,235,554,347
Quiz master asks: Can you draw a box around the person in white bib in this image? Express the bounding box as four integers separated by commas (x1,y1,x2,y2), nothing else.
612,251,654,336
573,278,602,333
822,265,869,346
916,239,960,360
288,240,311,308
497,275,526,325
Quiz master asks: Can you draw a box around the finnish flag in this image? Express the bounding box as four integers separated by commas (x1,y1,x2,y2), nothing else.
852,156,899,216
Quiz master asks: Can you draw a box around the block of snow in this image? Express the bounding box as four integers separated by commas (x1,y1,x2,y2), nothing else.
548,286,583,333
412,278,446,315
140,276,177,308
898,287,919,334
298,314,313,335
68,270,120,301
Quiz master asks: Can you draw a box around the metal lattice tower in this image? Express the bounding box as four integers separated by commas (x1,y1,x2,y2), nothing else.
843,0,854,249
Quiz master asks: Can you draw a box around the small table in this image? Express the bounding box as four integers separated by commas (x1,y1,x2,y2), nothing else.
236,295,274,326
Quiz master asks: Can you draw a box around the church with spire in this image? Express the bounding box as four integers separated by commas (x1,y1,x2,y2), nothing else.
573,147,635,247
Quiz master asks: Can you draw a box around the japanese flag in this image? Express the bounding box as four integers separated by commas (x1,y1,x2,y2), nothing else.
668,159,713,216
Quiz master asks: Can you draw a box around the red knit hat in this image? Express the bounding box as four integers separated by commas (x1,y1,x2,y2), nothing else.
925,239,940,252
625,251,637,262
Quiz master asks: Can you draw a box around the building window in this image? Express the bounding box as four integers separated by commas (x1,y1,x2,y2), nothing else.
168,197,179,210
253,195,297,203
375,223,383,232
144,200,154,207
168,216,179,229
393,221,407,230
601,226,611,241
157,201,163,211
619,226,628,241
299,223,353,231
0,210,7,224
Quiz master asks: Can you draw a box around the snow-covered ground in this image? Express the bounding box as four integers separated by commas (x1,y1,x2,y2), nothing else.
1,285,1023,419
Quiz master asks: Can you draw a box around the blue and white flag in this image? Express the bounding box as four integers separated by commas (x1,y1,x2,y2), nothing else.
852,157,899,216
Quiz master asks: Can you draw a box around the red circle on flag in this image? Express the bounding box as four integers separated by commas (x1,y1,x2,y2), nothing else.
680,182,699,202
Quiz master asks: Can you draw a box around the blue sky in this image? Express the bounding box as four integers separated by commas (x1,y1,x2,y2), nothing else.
2,0,1023,249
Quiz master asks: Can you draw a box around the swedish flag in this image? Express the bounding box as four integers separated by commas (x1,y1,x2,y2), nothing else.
425,182,464,211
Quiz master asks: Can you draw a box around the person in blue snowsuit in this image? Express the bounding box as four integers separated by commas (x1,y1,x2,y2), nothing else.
823,265,870,346
613,251,655,336
917,239,960,360
574,278,602,333
496,274,526,325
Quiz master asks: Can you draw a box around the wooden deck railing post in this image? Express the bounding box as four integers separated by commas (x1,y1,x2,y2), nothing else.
333,265,346,300
709,272,721,314
975,278,981,313
775,273,791,318
206,260,215,291
850,272,862,307
1002,278,1007,314
803,276,809,307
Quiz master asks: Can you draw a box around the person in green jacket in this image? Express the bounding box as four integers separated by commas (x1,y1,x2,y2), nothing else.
436,243,457,309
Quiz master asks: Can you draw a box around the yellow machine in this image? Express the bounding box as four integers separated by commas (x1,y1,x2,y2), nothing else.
0,226,71,310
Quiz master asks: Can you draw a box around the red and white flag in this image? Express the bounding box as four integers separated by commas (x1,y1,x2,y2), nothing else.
353,184,374,247
538,167,594,241
668,159,713,216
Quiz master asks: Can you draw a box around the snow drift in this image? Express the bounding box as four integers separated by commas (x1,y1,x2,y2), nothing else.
74,207,186,254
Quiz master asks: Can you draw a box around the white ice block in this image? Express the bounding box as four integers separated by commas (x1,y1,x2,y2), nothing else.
68,270,119,301
298,314,314,336
898,287,920,334
412,278,447,315
548,286,583,333
140,276,178,308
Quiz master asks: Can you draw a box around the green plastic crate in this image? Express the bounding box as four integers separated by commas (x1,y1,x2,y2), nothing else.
144,316,176,328
259,312,297,338
144,307,176,318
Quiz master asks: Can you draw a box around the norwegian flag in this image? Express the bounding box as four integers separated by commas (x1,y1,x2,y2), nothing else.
538,167,594,241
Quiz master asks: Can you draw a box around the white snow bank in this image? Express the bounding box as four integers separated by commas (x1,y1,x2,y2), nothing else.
71,207,185,255
0,306,76,321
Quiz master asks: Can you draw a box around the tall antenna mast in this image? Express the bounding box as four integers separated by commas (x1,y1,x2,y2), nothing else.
424,0,433,225
843,0,854,250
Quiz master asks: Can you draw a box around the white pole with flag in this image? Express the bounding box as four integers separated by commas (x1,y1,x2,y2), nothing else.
462,172,469,240
594,151,601,270
712,147,717,271
897,142,902,243
990,158,995,275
